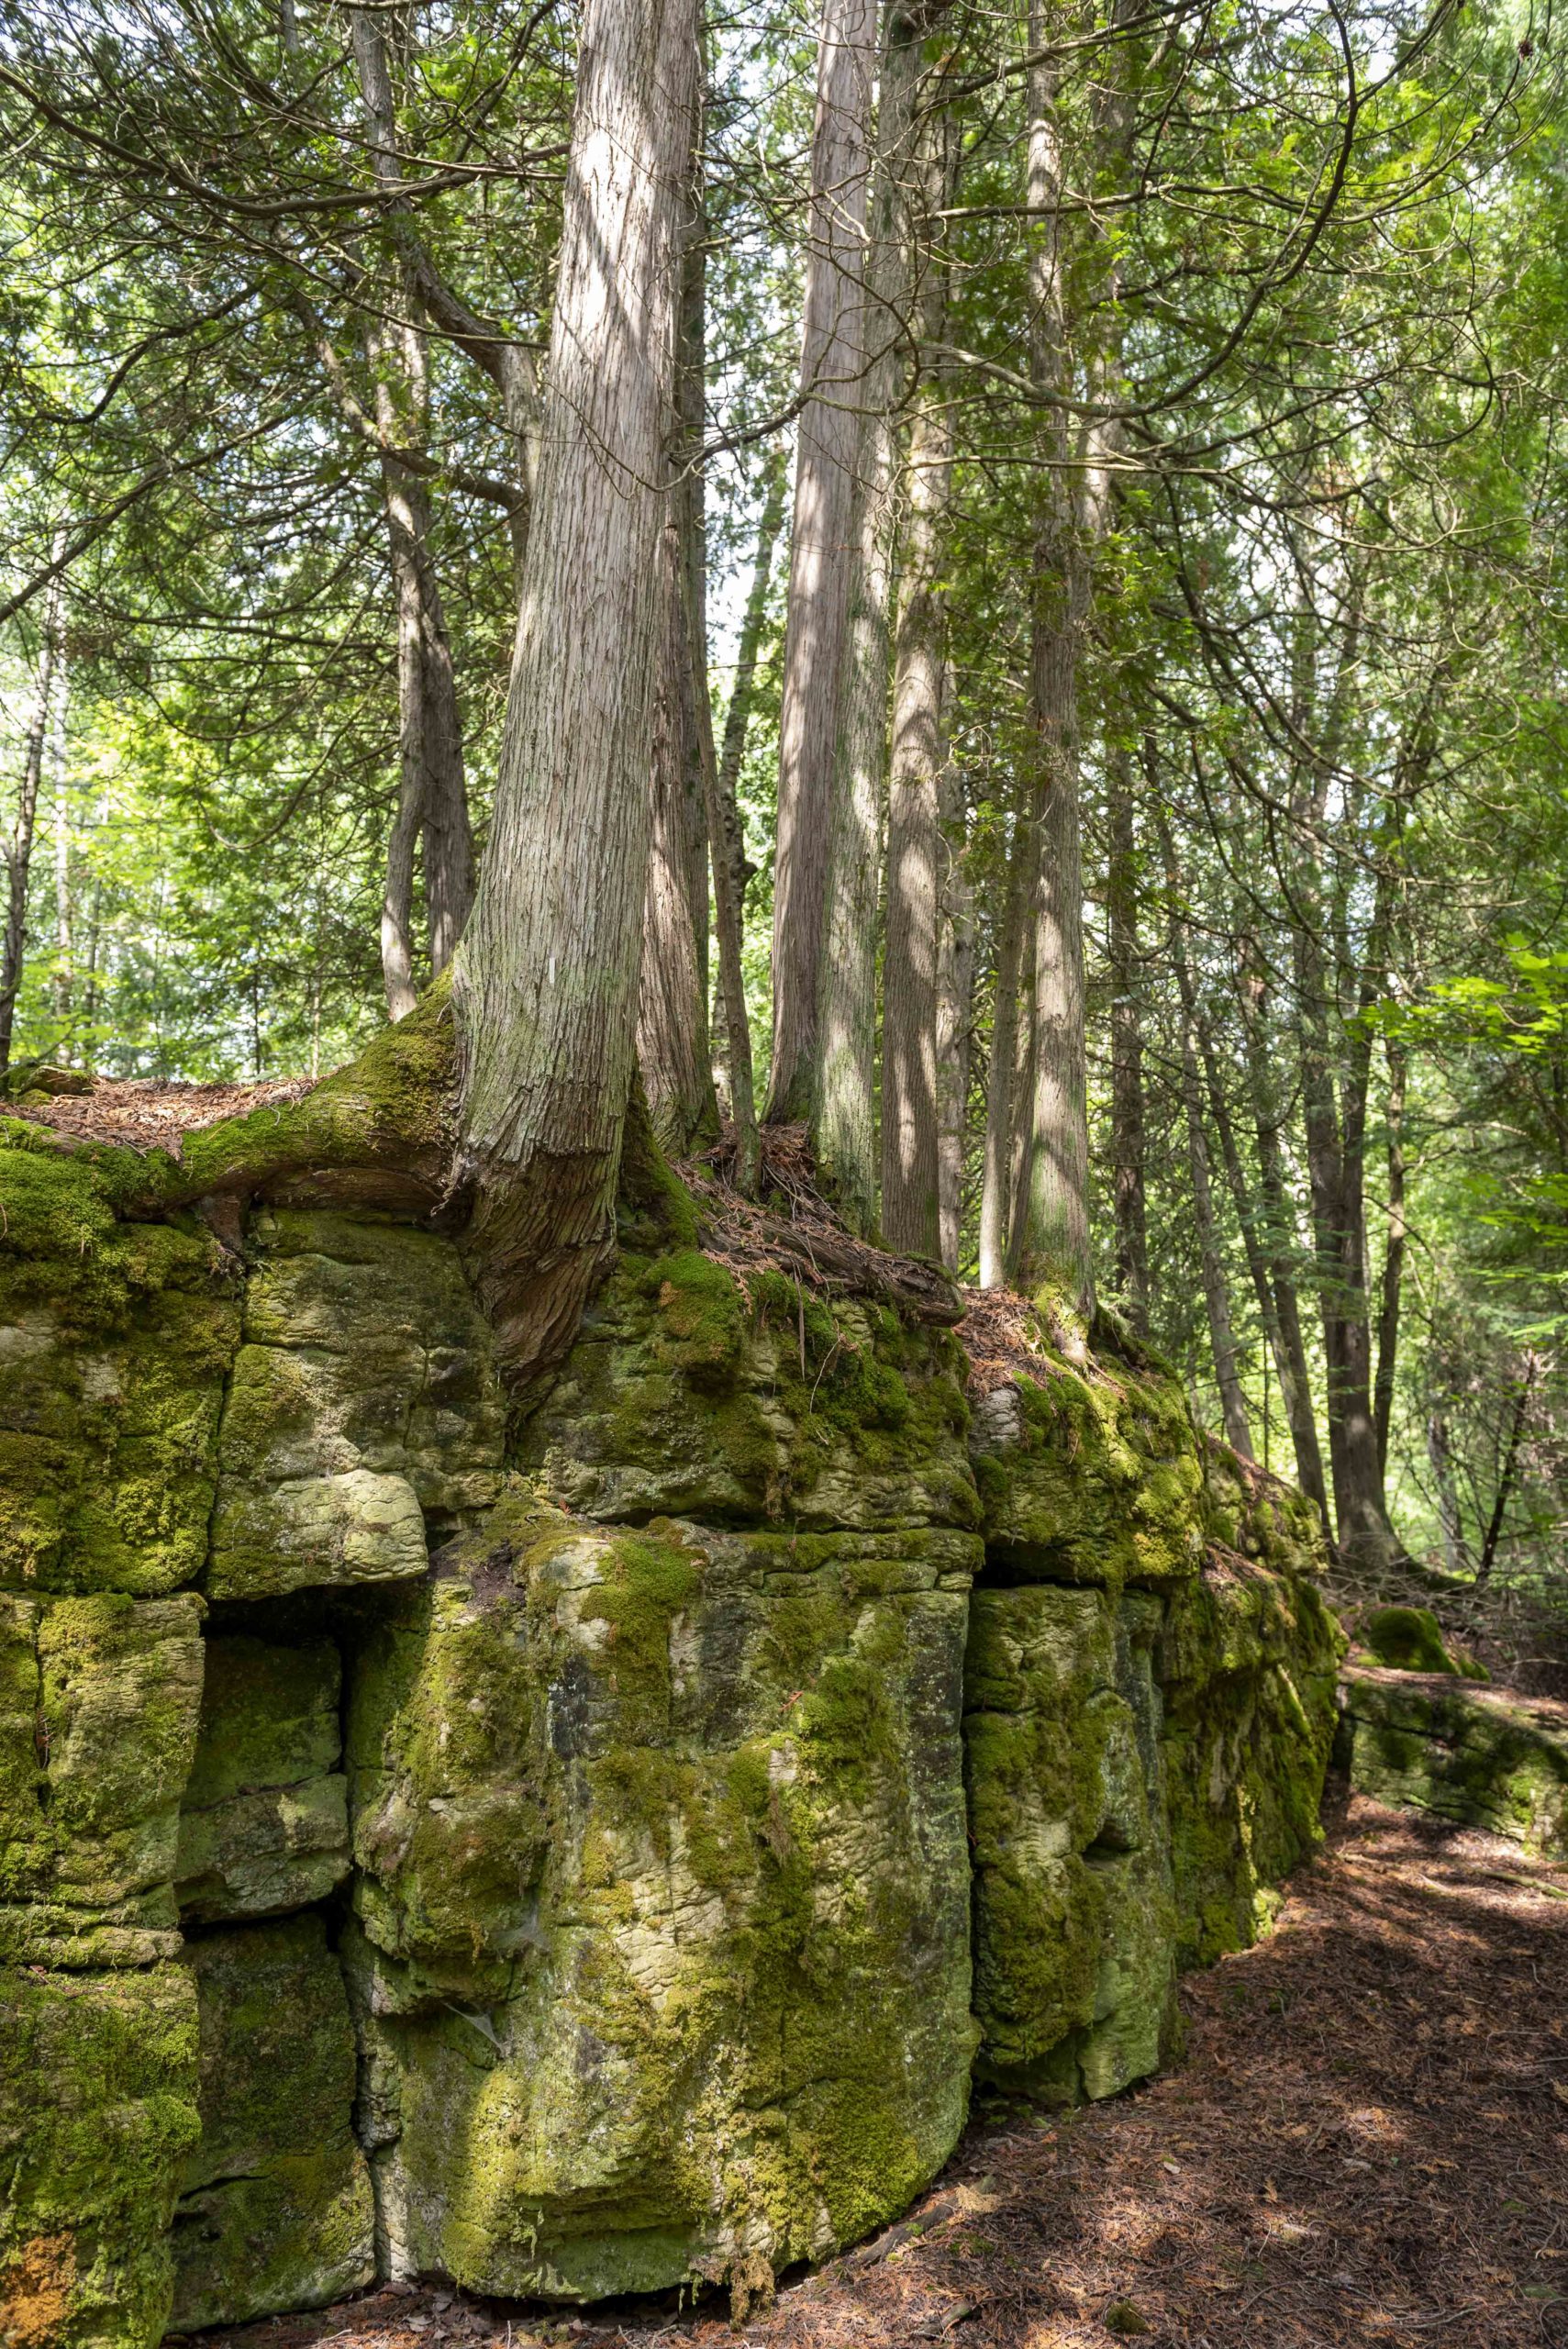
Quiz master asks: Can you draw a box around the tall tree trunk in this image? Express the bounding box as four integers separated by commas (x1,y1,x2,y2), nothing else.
50,638,71,1047
1373,1036,1407,1478
352,15,474,1003
1163,827,1251,1456
1296,852,1400,1565
1427,1408,1466,1575
881,91,956,1258
935,707,973,1273
1106,740,1148,1329
1234,924,1329,1520
454,0,699,1381
815,7,926,1227
1475,1353,1537,1585
1180,1014,1254,1460
707,448,784,1179
638,161,719,1157
0,562,63,1072
639,510,716,1153
978,793,1032,1287
377,425,432,1023
1009,6,1116,1308
765,0,876,1125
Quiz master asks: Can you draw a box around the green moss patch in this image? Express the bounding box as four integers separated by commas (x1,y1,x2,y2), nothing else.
0,1961,199,2349
170,1914,375,2331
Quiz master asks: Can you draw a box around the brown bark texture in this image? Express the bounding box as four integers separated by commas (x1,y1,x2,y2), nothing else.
817,8,924,1232
881,92,956,1260
765,0,876,1124
454,0,700,1380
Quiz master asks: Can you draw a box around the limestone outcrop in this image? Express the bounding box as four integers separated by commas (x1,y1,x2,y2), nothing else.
0,1095,1342,2347
1338,1665,1568,1857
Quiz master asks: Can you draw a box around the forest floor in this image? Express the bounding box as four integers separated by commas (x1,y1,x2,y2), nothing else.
183,1790,1568,2349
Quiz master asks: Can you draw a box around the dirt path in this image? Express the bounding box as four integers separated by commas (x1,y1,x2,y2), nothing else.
185,1795,1568,2349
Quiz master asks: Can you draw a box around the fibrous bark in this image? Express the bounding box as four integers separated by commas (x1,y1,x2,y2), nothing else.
453,0,700,1380
765,0,877,1126
881,93,956,1259
817,6,927,1231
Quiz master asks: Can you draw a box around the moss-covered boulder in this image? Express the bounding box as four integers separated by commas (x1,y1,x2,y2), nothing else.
174,1633,349,1923
169,1914,376,2331
0,1591,205,1966
1160,1550,1343,1965
968,1358,1204,1588
207,1208,505,1599
345,1491,978,2299
1337,1667,1568,1856
0,1145,237,1598
1358,1603,1474,1677
961,1330,1342,2092
517,1253,978,1533
0,1962,199,2348
965,1584,1177,2102
0,1074,1354,2336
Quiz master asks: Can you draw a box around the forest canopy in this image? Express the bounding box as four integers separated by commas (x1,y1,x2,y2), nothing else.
1,0,1565,1600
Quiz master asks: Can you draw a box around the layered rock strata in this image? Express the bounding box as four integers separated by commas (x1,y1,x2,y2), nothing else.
0,1093,1341,2348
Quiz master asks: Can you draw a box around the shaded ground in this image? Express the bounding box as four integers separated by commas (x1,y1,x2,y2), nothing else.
183,1790,1568,2349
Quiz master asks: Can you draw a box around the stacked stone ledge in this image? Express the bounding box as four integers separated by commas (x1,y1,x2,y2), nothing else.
0,1094,1341,2347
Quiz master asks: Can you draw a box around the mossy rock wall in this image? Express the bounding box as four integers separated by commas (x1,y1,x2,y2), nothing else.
962,1368,1342,2081
1337,1665,1568,1856
0,1107,1341,2344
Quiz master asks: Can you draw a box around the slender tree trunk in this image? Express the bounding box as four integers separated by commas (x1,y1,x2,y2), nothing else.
352,16,474,1001
978,795,1031,1287
1235,926,1329,1520
1296,870,1399,1564
708,448,784,1161
766,0,876,1124
1427,1409,1466,1575
814,9,927,1227
454,0,700,1380
1163,829,1251,1456
1475,1353,1537,1585
81,867,101,1072
1181,1016,1253,1459
0,563,63,1072
881,93,956,1258
50,639,71,1048
935,709,973,1274
639,511,717,1153
1106,741,1148,1329
638,160,719,1158
1373,1036,1407,1478
1010,8,1113,1308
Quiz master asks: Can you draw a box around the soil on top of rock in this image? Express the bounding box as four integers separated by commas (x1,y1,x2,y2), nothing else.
173,1788,1568,2349
2,1071,315,1152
